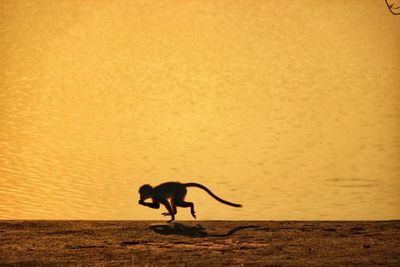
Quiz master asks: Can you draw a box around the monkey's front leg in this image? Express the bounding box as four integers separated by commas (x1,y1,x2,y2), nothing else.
159,200,175,223
162,202,177,217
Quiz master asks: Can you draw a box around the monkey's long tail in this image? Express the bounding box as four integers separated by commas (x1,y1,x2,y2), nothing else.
185,183,242,207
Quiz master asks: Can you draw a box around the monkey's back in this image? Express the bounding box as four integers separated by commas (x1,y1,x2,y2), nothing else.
153,182,186,199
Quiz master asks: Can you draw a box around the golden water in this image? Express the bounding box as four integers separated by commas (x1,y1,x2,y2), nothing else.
1,0,399,220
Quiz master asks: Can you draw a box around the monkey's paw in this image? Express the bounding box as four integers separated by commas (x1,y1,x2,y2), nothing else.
191,212,196,219
162,212,170,216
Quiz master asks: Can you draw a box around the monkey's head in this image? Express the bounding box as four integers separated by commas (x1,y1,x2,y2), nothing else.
138,184,153,200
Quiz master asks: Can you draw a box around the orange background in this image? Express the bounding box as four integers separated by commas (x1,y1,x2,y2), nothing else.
0,0,399,220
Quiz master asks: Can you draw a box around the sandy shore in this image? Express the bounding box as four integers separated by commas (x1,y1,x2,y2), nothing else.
0,220,399,266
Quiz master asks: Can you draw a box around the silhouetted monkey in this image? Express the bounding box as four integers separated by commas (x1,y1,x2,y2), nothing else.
138,182,242,222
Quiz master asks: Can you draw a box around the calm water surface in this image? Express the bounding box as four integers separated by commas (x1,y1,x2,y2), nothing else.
0,0,399,220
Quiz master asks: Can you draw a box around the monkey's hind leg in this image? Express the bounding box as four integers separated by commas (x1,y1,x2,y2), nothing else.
172,187,196,219
175,200,196,219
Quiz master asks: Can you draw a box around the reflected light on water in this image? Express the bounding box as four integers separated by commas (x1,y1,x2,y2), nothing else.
0,0,399,220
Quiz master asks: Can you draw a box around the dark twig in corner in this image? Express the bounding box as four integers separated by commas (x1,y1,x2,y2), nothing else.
385,0,400,15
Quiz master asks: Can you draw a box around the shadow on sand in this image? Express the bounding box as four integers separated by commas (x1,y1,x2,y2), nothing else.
149,223,258,238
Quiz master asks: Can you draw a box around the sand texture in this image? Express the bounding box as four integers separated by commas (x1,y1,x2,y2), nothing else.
0,221,399,266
